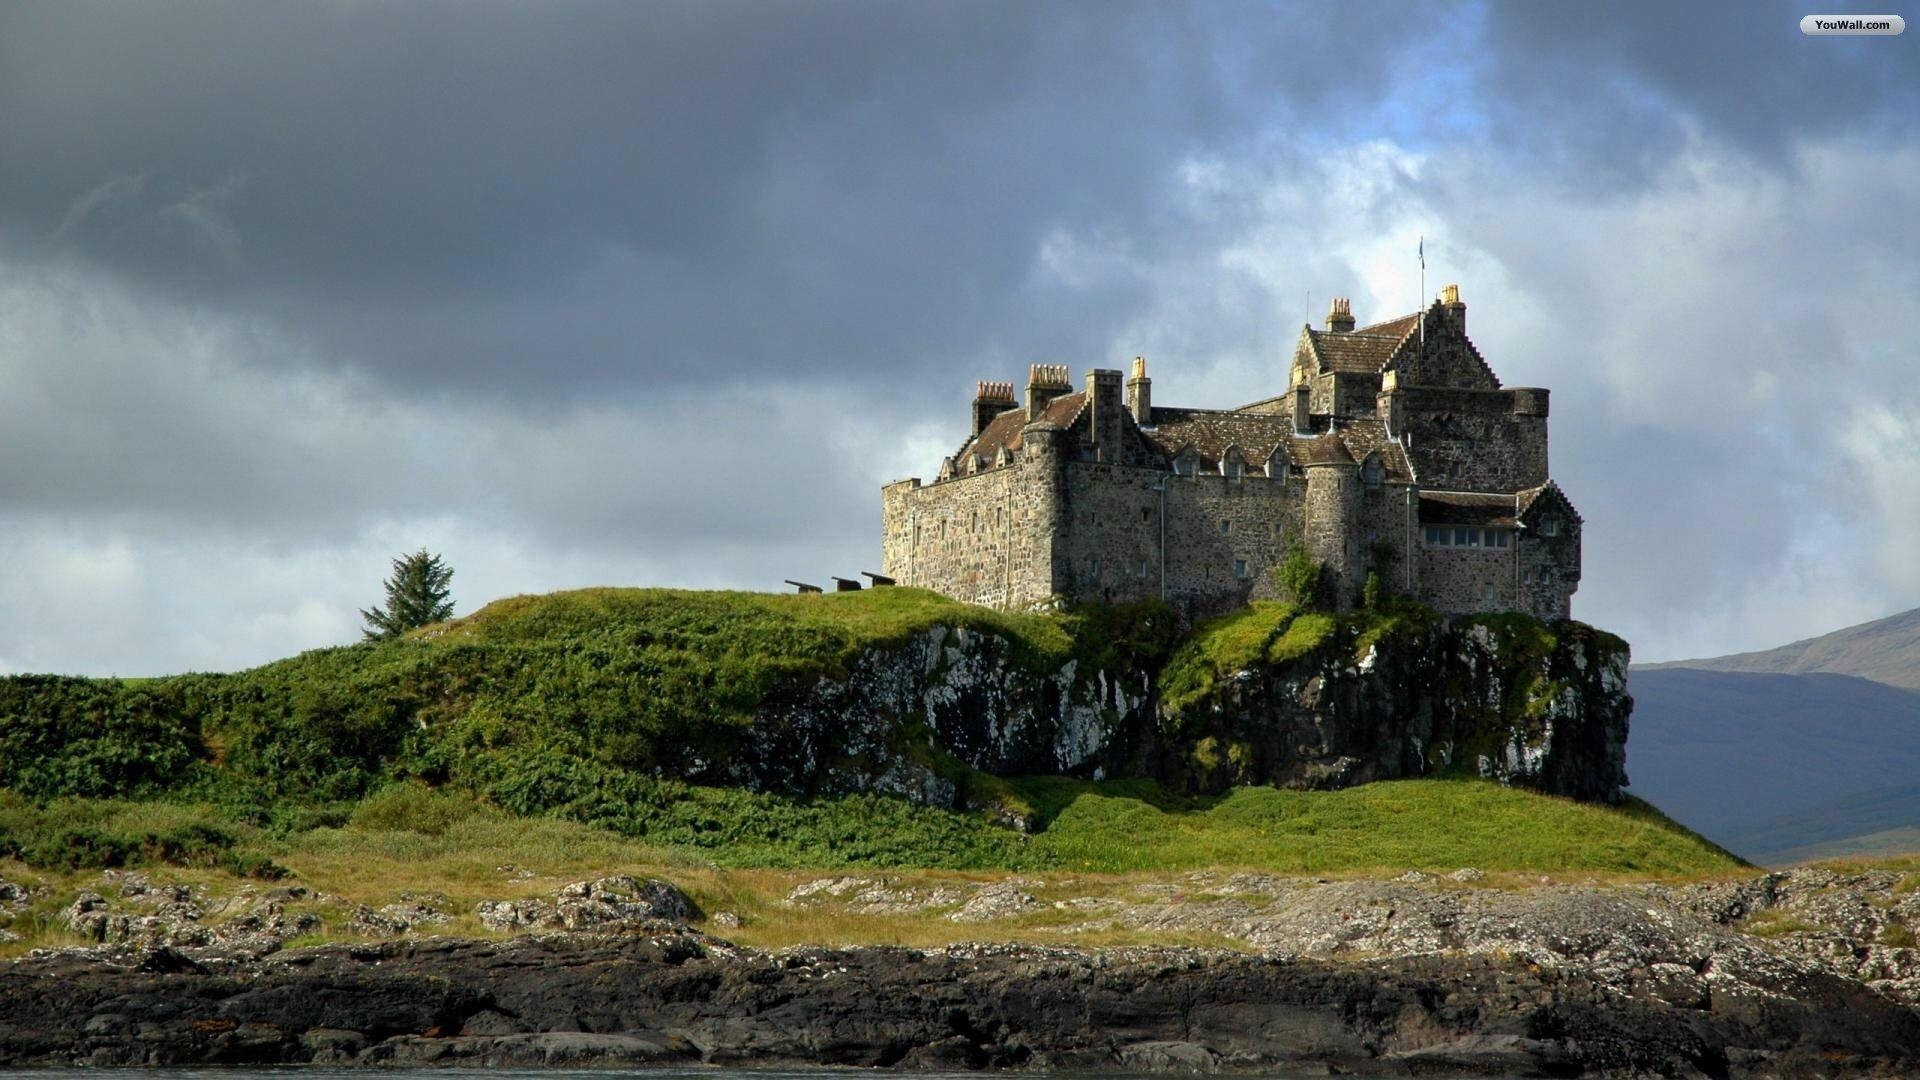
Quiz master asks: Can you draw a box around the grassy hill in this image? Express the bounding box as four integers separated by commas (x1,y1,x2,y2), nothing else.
0,588,1740,883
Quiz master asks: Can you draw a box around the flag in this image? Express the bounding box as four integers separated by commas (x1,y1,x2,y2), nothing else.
1418,235,1424,269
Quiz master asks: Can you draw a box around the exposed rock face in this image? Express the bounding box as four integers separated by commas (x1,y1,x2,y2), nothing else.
724,613,1630,808
1160,616,1631,801
4,926,1919,1075
728,624,1147,805
10,867,1920,1073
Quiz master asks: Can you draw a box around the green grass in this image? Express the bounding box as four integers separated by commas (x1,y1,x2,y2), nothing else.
0,587,1079,813
0,779,1742,885
1158,602,1298,713
1022,779,1743,876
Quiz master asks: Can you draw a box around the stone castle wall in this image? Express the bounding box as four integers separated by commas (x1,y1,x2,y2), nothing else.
1399,386,1547,492
1056,463,1302,613
881,457,1058,609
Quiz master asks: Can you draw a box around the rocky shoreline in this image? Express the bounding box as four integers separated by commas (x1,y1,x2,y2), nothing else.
6,867,1920,1075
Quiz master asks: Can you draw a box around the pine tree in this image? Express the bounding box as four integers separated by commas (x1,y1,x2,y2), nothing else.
361,549,455,640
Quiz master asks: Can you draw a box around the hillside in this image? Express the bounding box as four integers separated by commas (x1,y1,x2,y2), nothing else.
1629,607,1920,863
1627,667,1920,862
0,586,1733,887
1640,605,1920,690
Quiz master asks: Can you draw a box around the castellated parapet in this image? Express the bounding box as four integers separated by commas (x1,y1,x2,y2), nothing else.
882,286,1583,620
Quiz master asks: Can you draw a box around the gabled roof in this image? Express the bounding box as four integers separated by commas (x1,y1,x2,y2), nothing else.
1517,480,1583,525
957,391,1086,462
1300,311,1422,375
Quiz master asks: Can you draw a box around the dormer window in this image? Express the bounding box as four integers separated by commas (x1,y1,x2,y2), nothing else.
1540,518,1560,537
1173,450,1197,477
1360,453,1384,489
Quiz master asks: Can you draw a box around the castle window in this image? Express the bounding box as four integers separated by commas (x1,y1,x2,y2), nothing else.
1134,559,1148,578
1425,526,1514,549
1361,453,1384,489
1233,559,1249,579
1174,455,1196,477
1224,459,1243,479
1539,518,1560,537
1141,507,1151,523
1219,520,1231,535
1087,558,1101,580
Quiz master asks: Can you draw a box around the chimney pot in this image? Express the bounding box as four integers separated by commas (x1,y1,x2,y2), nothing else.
1326,297,1356,333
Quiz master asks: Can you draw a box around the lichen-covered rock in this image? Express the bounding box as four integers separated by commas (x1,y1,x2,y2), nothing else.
477,876,693,933
58,874,320,955
1156,613,1630,801
724,625,1148,808
708,606,1628,808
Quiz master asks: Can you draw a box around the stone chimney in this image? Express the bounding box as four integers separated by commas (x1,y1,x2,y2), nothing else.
1292,383,1311,433
1126,356,1152,425
973,381,1015,437
1086,368,1124,460
1326,297,1355,333
1441,283,1465,332
1025,364,1071,420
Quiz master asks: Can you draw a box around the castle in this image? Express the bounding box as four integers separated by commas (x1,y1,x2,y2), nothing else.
881,285,1581,620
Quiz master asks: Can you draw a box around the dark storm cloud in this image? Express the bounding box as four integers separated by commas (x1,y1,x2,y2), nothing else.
1477,0,1920,184
0,0,1428,404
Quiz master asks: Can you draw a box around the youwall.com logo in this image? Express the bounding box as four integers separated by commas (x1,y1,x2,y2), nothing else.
1800,13,1906,34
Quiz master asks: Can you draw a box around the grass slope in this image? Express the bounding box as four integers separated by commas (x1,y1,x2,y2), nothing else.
0,587,1738,901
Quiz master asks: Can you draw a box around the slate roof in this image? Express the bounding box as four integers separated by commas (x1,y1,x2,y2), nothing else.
1420,491,1518,527
958,391,1084,463
1517,481,1584,524
1302,311,1422,374
1142,409,1410,479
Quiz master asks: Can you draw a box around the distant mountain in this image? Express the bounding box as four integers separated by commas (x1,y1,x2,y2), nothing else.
1625,667,1920,863
1639,606,1920,691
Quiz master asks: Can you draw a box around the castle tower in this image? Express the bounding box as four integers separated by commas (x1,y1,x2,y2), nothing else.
1301,439,1360,609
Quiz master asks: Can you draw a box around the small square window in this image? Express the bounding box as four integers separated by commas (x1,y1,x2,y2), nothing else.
1233,559,1249,579
1220,520,1231,535
1134,559,1148,578
1453,526,1471,546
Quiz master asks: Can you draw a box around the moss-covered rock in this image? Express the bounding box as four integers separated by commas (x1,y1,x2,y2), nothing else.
1150,603,1630,802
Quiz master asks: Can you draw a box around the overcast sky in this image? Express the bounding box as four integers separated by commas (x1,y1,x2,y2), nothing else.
1,0,1915,675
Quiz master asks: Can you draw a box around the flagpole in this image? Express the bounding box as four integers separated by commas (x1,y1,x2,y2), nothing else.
1418,235,1426,354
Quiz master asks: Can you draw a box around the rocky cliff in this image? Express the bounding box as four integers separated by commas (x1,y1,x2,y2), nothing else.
739,607,1630,809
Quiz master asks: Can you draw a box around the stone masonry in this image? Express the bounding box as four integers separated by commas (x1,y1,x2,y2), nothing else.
881,286,1582,620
